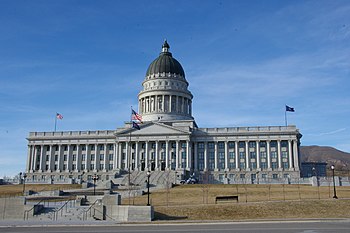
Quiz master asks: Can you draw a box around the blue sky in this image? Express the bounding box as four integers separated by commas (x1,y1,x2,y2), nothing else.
1,0,349,177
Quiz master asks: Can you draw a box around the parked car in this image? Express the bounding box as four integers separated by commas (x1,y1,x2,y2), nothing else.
180,175,198,184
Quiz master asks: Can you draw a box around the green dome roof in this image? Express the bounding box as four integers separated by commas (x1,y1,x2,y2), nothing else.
145,41,185,77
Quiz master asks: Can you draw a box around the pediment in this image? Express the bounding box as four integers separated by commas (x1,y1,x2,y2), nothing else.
116,122,190,137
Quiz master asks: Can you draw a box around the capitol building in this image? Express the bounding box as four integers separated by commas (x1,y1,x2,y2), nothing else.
26,41,302,184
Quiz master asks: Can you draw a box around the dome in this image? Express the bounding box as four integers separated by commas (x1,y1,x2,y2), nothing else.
145,40,185,77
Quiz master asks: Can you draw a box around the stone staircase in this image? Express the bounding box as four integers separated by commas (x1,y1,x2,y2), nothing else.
25,199,100,221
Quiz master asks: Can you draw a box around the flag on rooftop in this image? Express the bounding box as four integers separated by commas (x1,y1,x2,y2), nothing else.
285,105,295,112
56,113,63,119
131,109,143,123
132,121,140,130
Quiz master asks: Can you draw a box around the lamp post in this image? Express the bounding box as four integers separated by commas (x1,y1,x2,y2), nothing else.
20,172,27,195
331,165,338,199
92,174,98,196
146,170,151,206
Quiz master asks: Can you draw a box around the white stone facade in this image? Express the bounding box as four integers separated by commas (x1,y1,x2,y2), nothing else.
25,41,302,183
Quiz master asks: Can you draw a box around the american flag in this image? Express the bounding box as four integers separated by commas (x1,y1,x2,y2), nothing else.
131,109,142,122
56,113,63,120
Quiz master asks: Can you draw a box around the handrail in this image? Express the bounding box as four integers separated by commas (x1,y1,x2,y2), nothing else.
23,199,44,220
82,199,100,221
53,199,75,221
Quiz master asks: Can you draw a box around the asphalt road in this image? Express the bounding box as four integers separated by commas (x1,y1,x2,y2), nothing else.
0,220,350,233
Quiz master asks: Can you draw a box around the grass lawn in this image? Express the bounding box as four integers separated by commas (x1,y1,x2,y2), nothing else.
122,184,350,220
0,184,81,197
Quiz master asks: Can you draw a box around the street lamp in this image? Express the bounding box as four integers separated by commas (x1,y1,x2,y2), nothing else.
92,174,99,196
146,170,151,206
19,172,27,195
331,165,338,199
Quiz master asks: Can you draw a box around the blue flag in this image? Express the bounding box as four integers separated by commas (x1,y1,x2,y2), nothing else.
286,105,295,112
132,121,140,130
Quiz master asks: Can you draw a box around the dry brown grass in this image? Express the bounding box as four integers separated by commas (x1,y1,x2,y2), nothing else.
122,184,350,220
0,184,81,197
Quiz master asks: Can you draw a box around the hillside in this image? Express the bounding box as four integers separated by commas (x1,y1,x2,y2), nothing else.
300,145,350,170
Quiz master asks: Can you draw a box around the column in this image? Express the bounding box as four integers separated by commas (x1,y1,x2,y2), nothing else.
58,145,62,171
94,144,98,172
235,141,239,170
162,95,165,112
267,141,271,170
165,141,169,169
32,145,37,171
145,141,149,169
135,141,139,171
175,140,180,169
293,140,299,169
76,144,81,172
118,142,122,170
277,140,282,169
104,143,107,171
175,96,179,113
256,140,260,170
204,142,208,171
125,142,129,170
155,141,159,170
85,144,89,172
194,142,198,171
66,144,71,171
214,142,218,171
169,95,173,112
245,141,249,170
224,141,229,170
26,145,32,172
186,140,190,170
288,140,293,169
39,145,44,172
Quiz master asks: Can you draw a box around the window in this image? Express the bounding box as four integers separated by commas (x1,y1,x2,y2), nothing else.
229,162,235,169
108,144,114,150
109,164,113,170
54,165,58,170
198,152,204,160
239,152,245,159
271,162,278,169
240,174,245,179
272,174,278,179
152,143,156,149
209,152,214,159
72,164,76,170
55,155,58,161
82,154,86,161
282,151,288,158
73,145,77,150
161,143,166,149
99,164,104,170
270,141,277,147
72,154,76,161
63,154,67,161
261,162,267,170
171,143,176,148
259,141,266,147
229,152,235,159
109,154,113,160
218,142,224,149
82,145,86,151
161,152,165,160
90,145,95,150
198,143,204,149
64,145,68,151
45,164,49,170
181,152,186,159
91,154,95,161
99,145,104,150
81,164,85,170
239,141,245,148
63,164,67,170
239,162,245,169
46,145,50,151
100,154,104,160
228,142,235,149
46,155,50,161
250,152,256,159
249,141,256,148
260,151,267,159
271,152,277,159
208,142,214,149
181,143,186,148
90,164,94,170
281,141,288,147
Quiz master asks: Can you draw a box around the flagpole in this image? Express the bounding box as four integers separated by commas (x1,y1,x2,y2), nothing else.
128,106,132,205
54,113,57,132
285,107,287,127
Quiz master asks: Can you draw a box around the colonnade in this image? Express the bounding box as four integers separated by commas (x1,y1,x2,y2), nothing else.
139,95,192,115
